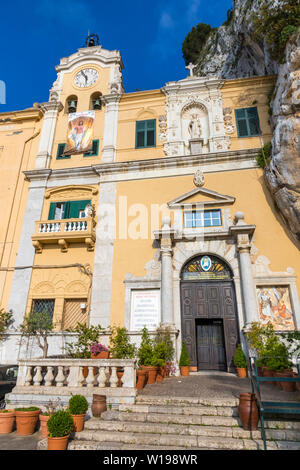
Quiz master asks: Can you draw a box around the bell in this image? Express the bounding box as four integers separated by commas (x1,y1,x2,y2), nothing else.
93,98,101,110
68,100,77,113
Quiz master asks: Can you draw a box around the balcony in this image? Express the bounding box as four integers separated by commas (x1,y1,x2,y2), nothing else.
32,217,96,253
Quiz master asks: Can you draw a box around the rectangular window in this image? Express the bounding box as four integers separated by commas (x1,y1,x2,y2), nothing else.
135,119,156,148
184,209,222,228
56,143,70,159
31,299,55,321
83,139,99,157
48,200,91,220
235,107,260,138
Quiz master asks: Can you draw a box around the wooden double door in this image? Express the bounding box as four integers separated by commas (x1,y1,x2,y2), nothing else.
180,281,239,372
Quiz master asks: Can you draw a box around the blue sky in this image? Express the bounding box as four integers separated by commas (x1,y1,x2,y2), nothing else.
0,0,232,112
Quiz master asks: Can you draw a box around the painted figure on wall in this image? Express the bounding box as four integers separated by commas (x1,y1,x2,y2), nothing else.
65,111,95,155
256,286,295,330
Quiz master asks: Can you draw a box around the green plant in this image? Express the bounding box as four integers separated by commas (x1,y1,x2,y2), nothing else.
20,310,54,358
0,309,14,341
151,342,168,367
137,326,154,367
251,0,300,63
68,395,89,415
233,344,247,368
280,330,300,360
244,321,276,359
47,410,74,438
179,341,191,367
257,142,272,169
154,325,175,362
65,322,104,358
15,407,40,412
263,340,291,372
109,326,136,359
182,23,216,65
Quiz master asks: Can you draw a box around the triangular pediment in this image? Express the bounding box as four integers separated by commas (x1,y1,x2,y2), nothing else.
168,187,235,208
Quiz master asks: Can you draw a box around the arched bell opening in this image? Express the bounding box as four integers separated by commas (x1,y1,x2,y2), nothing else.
180,254,240,372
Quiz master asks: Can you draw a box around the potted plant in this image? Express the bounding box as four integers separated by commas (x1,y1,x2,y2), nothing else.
154,325,175,377
152,342,168,382
265,341,295,392
244,321,275,376
15,406,40,435
65,322,104,359
109,326,137,386
165,361,176,377
47,409,74,450
137,327,156,384
179,341,191,376
40,398,62,438
68,394,89,432
233,344,247,378
0,409,15,434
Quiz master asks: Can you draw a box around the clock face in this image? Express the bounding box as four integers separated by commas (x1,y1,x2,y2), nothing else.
74,68,99,88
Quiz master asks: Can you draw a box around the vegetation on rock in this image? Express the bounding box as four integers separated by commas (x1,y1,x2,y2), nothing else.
257,142,272,168
182,23,216,65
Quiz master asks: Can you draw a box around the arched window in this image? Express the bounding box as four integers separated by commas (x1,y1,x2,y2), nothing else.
90,92,102,110
66,95,78,114
181,255,233,281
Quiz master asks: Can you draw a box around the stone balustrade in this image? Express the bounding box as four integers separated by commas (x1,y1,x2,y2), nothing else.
6,358,137,408
16,358,136,389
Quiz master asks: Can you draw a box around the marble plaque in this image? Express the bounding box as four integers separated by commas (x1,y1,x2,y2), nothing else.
130,289,160,331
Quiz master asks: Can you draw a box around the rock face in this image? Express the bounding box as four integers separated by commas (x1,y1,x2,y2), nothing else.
196,0,280,79
194,0,300,241
265,34,300,241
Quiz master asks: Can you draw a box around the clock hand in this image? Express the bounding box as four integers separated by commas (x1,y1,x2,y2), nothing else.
81,70,88,83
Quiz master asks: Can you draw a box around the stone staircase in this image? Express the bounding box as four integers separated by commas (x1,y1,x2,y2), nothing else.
67,395,300,450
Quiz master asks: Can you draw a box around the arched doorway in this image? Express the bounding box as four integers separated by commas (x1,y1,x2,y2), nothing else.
180,254,240,372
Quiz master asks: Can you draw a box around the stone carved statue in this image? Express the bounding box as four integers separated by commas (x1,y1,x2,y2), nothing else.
188,114,202,139
193,168,205,187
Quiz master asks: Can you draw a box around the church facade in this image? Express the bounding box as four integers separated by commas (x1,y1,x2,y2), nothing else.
0,37,299,372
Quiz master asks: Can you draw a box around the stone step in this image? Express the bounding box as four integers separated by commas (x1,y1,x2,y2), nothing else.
102,410,300,432
136,395,238,407
84,417,300,442
118,403,238,418
69,428,297,450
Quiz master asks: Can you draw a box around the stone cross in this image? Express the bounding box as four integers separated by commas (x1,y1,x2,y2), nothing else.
186,63,196,77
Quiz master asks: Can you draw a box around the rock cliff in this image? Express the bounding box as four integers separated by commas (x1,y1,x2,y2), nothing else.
191,0,300,241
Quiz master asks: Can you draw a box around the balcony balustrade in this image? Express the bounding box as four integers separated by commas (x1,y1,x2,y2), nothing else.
32,217,96,252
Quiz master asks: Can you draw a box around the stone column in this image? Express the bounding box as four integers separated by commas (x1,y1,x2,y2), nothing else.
101,93,121,163
34,101,63,169
7,170,51,326
160,217,175,325
230,212,258,327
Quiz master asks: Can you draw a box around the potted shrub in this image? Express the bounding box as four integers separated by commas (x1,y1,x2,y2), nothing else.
179,341,191,376
154,325,175,377
137,327,156,384
244,321,275,376
265,341,295,392
65,322,104,359
0,409,15,434
47,409,74,450
152,342,168,382
109,326,137,386
234,344,247,378
40,398,62,438
19,310,54,358
68,394,89,432
15,406,40,435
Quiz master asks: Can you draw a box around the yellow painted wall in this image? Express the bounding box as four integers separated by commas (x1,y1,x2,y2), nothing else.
110,169,300,326
0,109,43,309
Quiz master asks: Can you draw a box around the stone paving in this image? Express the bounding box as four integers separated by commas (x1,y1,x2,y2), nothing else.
0,430,41,450
138,372,300,403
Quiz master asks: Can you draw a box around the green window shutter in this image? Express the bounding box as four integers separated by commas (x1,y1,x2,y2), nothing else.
136,120,156,148
83,139,99,157
48,202,57,220
56,143,70,159
68,200,91,219
235,107,260,138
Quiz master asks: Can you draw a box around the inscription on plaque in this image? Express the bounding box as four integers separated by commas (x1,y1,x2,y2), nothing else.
130,289,160,330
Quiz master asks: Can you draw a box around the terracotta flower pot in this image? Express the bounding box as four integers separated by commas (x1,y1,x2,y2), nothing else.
91,394,107,417
238,393,259,431
136,369,147,390
0,410,15,434
15,408,40,436
262,367,274,385
39,414,50,438
237,367,247,378
91,351,110,359
156,367,165,382
180,366,190,376
145,366,158,384
273,371,283,389
117,369,124,387
71,414,85,432
48,434,69,450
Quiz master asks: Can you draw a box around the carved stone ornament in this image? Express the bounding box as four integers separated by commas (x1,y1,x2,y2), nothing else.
193,168,205,187
223,107,235,134
159,115,168,141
